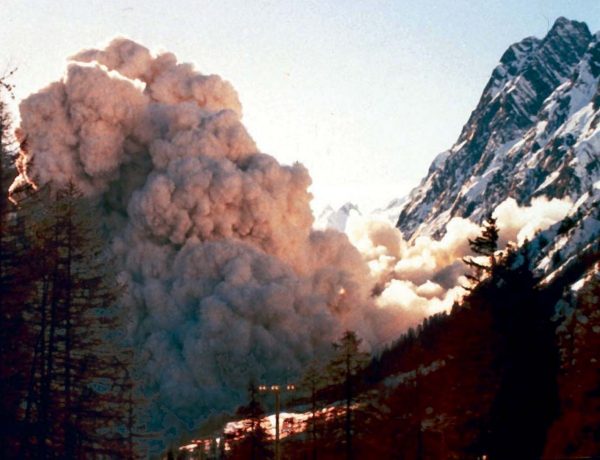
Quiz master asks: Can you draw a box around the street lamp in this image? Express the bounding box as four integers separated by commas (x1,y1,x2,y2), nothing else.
258,383,296,460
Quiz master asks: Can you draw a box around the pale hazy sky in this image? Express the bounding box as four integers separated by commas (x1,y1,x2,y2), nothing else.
2,0,599,211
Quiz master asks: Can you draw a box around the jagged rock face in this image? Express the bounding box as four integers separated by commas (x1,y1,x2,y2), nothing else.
397,18,599,240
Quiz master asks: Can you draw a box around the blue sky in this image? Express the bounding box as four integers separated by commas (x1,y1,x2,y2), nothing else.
2,0,599,210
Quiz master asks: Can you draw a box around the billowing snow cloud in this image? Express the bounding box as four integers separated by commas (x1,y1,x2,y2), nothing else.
348,215,479,318
11,38,407,432
494,197,572,246
348,196,572,318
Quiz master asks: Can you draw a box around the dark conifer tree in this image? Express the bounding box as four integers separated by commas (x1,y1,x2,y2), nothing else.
326,331,370,460
482,244,559,459
463,214,499,288
301,360,327,460
0,69,35,459
229,382,272,460
17,182,137,459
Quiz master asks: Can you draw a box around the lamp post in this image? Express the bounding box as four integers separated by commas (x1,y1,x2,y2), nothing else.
258,383,296,460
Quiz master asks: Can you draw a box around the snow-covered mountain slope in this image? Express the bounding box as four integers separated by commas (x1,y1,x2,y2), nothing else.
533,185,600,283
397,18,600,243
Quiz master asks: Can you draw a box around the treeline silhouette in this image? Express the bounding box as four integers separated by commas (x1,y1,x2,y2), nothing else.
0,76,146,459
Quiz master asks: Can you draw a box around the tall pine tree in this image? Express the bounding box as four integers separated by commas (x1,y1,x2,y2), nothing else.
463,214,499,289
326,331,370,460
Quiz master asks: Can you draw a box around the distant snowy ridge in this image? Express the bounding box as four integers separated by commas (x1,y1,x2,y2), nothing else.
314,202,362,232
315,197,407,233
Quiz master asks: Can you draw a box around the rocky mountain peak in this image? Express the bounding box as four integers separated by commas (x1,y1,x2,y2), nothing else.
396,18,599,242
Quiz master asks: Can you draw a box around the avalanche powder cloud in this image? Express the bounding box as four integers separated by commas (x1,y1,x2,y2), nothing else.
11,38,408,430
348,197,572,318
